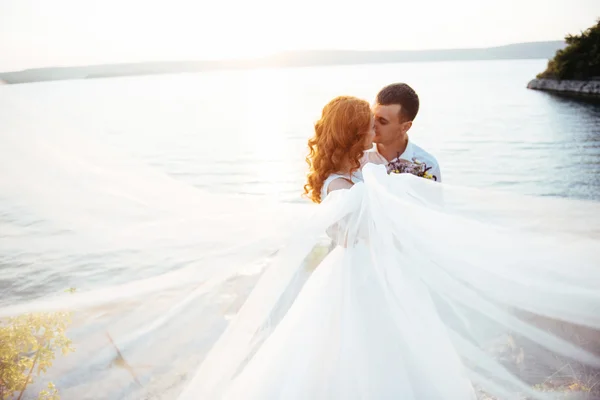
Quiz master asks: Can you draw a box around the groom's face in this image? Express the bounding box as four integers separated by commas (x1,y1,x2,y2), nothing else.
373,103,411,145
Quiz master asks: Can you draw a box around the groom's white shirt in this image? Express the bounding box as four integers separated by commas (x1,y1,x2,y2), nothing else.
361,141,442,182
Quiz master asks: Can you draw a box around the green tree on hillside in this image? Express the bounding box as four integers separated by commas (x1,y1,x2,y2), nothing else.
537,19,600,80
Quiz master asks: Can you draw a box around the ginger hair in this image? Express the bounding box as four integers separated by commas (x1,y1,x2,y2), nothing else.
304,96,372,203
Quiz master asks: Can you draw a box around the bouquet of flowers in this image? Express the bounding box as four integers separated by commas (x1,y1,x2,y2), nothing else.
387,157,437,181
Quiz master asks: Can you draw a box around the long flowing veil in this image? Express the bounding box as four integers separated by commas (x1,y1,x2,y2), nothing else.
1,103,600,399
0,104,309,399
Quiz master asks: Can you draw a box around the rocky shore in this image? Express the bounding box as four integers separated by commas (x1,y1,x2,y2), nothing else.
527,78,600,99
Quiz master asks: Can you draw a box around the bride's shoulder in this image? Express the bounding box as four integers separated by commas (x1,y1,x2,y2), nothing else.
322,173,354,199
326,177,354,193
323,173,351,187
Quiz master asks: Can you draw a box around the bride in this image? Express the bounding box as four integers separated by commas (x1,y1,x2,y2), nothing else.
1,95,599,400
216,96,478,399
179,96,600,399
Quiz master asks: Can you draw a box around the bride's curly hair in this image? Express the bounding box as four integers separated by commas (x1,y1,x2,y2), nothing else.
303,96,372,203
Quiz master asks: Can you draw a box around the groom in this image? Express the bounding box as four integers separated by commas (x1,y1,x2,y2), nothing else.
363,83,441,182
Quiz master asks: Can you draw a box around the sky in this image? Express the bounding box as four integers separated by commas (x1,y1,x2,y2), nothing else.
0,0,598,72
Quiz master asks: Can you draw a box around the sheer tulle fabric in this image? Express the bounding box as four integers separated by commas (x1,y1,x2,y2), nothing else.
185,165,600,400
1,109,600,399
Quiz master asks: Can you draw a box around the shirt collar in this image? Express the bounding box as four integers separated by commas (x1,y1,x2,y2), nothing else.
374,140,414,163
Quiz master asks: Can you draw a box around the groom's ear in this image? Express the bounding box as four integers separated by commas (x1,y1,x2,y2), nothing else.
402,120,413,133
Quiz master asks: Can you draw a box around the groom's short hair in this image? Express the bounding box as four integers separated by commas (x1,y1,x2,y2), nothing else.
376,83,420,122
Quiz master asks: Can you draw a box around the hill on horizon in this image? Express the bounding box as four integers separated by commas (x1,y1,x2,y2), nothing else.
0,41,565,84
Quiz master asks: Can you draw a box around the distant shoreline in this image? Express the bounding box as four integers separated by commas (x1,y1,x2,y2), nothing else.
0,41,565,85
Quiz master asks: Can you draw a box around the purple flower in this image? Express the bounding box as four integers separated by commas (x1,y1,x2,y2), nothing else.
387,157,436,181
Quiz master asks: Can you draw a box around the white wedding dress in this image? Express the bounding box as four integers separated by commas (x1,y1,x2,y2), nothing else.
2,111,600,400
219,168,476,399
180,164,600,400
